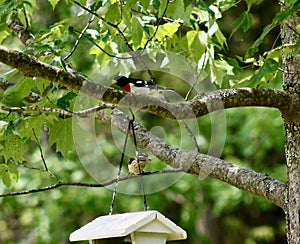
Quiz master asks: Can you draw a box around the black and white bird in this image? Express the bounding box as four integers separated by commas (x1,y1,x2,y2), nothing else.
112,76,173,95
128,153,151,175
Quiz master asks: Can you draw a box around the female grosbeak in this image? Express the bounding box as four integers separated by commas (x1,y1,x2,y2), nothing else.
128,153,151,175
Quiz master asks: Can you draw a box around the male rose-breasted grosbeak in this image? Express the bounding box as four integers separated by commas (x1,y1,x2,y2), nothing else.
112,76,173,95
128,153,151,175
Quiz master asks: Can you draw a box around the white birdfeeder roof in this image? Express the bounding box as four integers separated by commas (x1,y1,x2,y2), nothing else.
69,210,187,243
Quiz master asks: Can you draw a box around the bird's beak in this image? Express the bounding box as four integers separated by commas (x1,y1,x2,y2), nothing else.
112,79,117,84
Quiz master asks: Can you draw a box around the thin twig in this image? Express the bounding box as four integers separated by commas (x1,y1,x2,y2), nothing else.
7,14,34,45
140,0,170,81
0,168,185,197
71,0,134,52
72,29,138,60
10,160,47,172
181,121,200,153
32,129,59,181
32,129,48,171
70,0,154,80
185,51,208,100
71,0,117,27
116,0,124,26
142,0,170,51
21,0,29,30
182,53,207,153
73,30,120,58
286,23,300,36
70,0,167,82
64,15,96,61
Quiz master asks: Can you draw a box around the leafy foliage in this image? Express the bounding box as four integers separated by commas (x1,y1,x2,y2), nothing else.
246,2,300,57
232,11,252,34
48,118,75,158
0,162,19,187
1,134,26,163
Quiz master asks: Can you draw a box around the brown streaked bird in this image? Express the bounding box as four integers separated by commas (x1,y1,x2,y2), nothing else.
128,153,151,175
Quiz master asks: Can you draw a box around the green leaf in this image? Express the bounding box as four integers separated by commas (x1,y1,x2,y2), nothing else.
183,0,193,9
246,6,297,57
140,0,151,9
0,1,21,14
242,12,252,32
20,114,56,140
131,18,144,48
156,23,180,42
35,77,51,95
186,30,206,60
105,3,120,24
286,0,299,7
126,0,138,6
48,118,74,158
232,11,252,35
232,12,246,34
211,58,234,86
152,0,160,9
89,39,113,66
215,28,227,49
247,58,279,87
2,134,26,162
57,91,78,110
48,0,60,10
0,30,9,44
166,0,192,22
164,23,180,37
0,163,19,188
216,58,234,76
158,0,168,18
8,163,18,182
3,77,36,106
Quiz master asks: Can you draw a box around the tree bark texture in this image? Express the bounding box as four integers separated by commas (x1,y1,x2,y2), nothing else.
0,46,295,119
280,1,300,242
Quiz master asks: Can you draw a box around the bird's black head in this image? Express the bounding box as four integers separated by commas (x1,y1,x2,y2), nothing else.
112,76,128,86
128,157,135,165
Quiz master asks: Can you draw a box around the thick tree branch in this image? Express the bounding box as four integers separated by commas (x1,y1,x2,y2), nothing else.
0,46,287,208
96,109,286,209
0,46,294,120
0,103,286,207
7,14,34,46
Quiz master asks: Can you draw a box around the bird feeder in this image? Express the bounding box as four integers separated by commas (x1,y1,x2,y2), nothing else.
69,210,187,243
